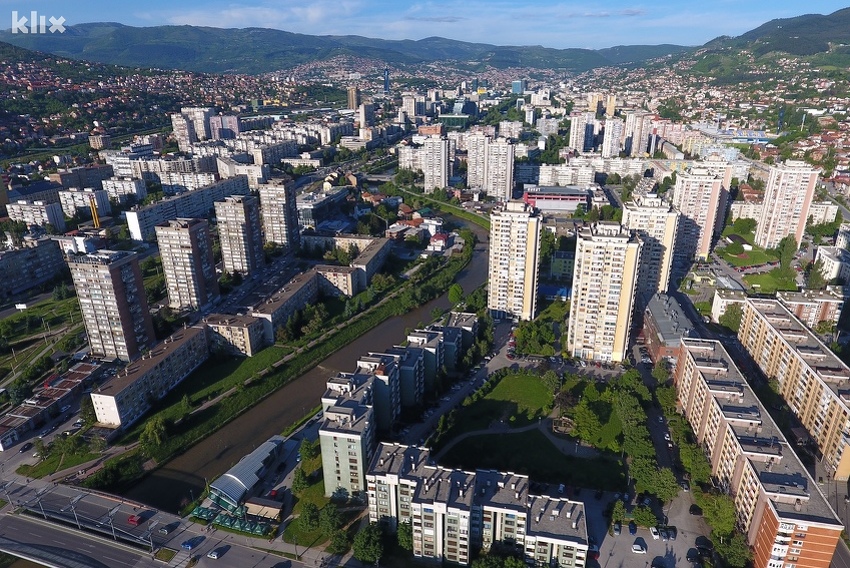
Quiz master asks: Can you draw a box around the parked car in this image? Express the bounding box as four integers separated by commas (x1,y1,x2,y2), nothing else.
650,526,660,540
613,521,621,536
19,442,33,453
629,521,637,535
207,550,220,559
632,543,647,554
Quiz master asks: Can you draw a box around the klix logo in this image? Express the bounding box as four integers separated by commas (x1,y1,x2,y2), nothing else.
11,10,66,34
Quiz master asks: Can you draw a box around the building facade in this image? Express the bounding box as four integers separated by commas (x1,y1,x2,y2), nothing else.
67,250,155,362
487,201,542,321
568,222,642,362
215,195,264,277
671,167,726,263
155,218,219,311
621,193,679,301
755,160,819,249
258,182,300,251
738,298,850,480
674,338,842,568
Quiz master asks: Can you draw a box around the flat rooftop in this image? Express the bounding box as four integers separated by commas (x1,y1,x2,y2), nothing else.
645,293,696,345
93,326,206,397
251,270,317,316
681,338,840,526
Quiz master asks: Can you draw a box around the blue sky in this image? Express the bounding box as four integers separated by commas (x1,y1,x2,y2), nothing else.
4,1,850,49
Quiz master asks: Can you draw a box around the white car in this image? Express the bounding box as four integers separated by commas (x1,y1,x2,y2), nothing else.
650,526,660,540
631,543,646,554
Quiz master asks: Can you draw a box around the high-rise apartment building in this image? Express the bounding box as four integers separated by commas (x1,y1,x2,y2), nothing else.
568,112,596,152
466,133,489,189
621,193,679,301
485,138,515,201
155,218,219,311
422,137,449,193
347,86,361,110
209,114,240,140
674,338,842,568
180,106,214,141
258,182,300,251
623,111,652,157
214,195,264,277
600,117,624,158
738,298,850,480
68,250,155,362
487,201,542,321
568,222,642,362
170,113,196,153
670,167,726,264
755,160,819,249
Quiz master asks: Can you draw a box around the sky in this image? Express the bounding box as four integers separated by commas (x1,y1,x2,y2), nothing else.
4,1,850,49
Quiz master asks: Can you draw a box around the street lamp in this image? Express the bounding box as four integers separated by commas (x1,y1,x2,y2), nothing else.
62,494,85,530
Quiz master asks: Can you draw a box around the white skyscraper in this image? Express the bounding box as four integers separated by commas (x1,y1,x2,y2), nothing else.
568,112,595,152
258,182,300,251
755,160,820,249
422,137,450,193
485,138,515,201
601,118,624,158
621,193,679,302
466,133,489,189
623,111,652,157
487,201,542,321
671,167,726,263
568,222,642,363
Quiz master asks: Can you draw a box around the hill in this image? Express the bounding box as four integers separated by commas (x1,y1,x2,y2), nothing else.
0,22,682,74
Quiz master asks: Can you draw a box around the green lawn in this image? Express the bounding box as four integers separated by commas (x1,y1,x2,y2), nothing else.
744,270,798,294
17,448,99,478
282,454,330,547
440,429,625,490
718,246,777,267
452,372,554,434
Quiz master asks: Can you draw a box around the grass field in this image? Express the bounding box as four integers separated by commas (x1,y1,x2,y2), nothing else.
440,429,626,490
452,372,554,434
744,270,798,294
281,453,330,547
17,447,98,478
718,247,777,267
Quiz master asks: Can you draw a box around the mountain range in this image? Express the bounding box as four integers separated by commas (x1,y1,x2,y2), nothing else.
2,7,850,75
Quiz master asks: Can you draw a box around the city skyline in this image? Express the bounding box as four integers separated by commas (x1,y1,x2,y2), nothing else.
7,1,850,50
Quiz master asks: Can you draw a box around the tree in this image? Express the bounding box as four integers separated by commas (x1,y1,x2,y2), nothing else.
719,303,743,333
327,530,349,555
807,258,827,290
715,531,752,568
632,505,658,527
397,520,413,550
774,235,797,273
300,502,320,531
79,395,96,425
352,522,383,564
611,499,626,523
291,467,309,495
655,386,677,416
731,217,757,235
139,416,168,455
448,283,464,305
651,360,670,385
651,467,681,503
699,492,736,535
541,370,561,394
320,503,343,534
34,438,48,460
300,438,319,460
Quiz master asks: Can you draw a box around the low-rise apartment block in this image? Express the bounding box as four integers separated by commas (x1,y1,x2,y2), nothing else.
90,326,210,428
203,313,266,356
366,443,590,567
58,188,111,219
674,338,842,568
642,293,696,363
0,237,66,299
250,270,319,344
814,246,850,283
7,200,65,232
738,299,850,480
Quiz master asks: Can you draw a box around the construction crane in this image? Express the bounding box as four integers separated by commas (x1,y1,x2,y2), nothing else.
89,195,100,229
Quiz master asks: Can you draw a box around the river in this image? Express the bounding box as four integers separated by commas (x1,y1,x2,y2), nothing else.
121,220,489,512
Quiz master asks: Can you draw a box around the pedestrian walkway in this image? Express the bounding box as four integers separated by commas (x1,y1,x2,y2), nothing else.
433,410,600,462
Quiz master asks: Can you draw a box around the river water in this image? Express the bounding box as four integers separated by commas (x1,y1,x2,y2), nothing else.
122,221,489,512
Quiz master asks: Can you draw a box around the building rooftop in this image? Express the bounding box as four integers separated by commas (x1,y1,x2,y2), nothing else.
645,293,697,346
93,326,206,397
680,338,840,526
204,313,261,329
474,469,529,512
524,185,592,196
210,435,284,508
251,270,317,316
526,495,588,543
746,299,850,384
